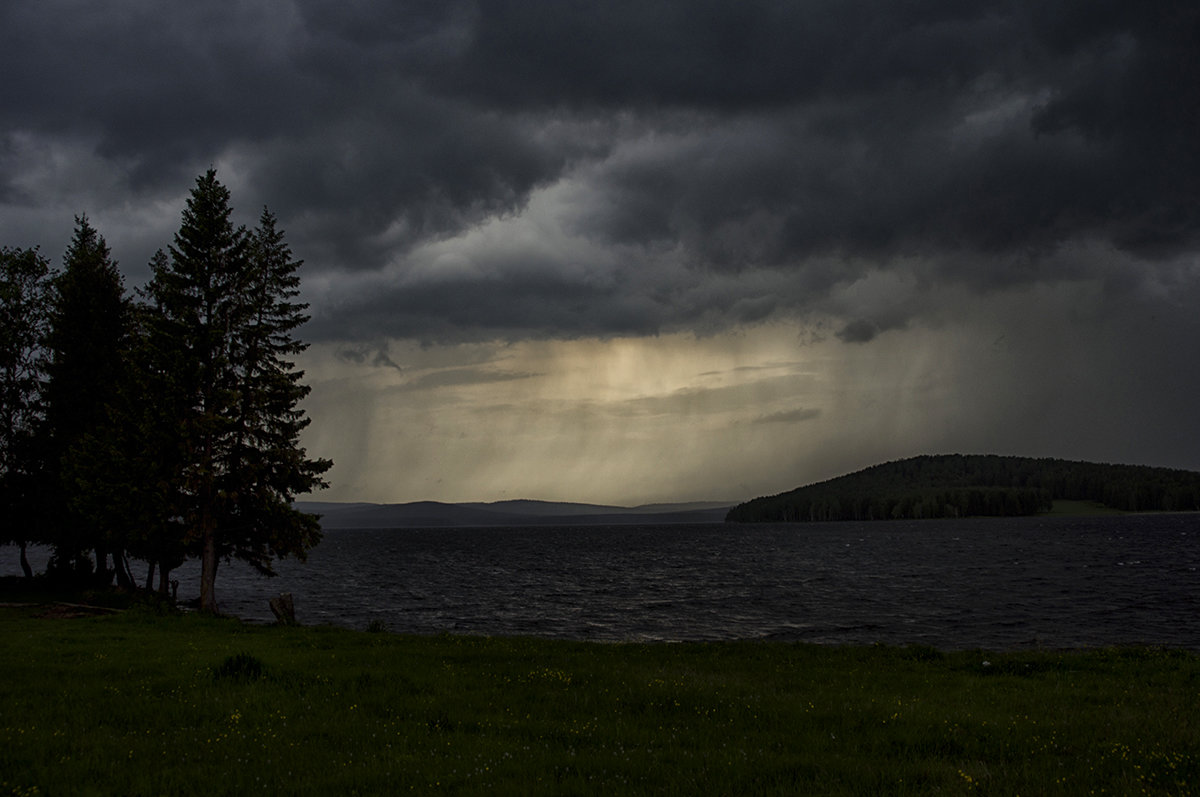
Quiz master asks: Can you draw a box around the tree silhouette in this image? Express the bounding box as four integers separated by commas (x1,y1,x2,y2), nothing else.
141,171,328,611
40,216,132,585
0,247,53,577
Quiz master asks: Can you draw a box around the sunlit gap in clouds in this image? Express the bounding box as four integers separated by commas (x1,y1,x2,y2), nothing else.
295,316,995,506
298,323,840,506
295,266,1200,508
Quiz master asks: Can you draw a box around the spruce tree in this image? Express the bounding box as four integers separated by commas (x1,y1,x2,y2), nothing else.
41,216,132,585
70,252,189,594
227,207,330,576
143,170,328,611
0,247,53,578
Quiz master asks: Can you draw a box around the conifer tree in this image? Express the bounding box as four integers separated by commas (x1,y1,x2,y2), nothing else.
226,207,330,576
70,253,189,593
41,216,132,585
0,247,53,578
143,170,328,611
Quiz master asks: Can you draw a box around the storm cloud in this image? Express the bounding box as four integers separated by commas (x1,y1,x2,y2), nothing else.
3,0,1197,341
3,1,1198,501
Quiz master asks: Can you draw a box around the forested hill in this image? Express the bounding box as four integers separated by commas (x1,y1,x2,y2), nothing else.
725,454,1200,523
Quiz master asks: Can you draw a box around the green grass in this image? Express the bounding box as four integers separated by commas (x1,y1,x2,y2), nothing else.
1,605,1197,796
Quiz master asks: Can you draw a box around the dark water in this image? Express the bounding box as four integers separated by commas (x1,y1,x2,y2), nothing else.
5,514,1200,649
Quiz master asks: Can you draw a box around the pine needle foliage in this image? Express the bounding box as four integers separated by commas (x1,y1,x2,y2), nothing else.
141,170,330,611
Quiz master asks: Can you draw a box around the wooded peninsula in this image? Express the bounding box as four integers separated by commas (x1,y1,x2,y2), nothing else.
726,454,1200,523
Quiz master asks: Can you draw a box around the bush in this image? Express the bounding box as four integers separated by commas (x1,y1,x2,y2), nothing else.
213,653,266,682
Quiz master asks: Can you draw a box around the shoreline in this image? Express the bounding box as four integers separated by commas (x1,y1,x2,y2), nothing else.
2,596,1197,654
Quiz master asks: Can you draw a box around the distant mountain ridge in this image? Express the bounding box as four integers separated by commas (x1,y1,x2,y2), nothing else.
294,499,735,529
726,454,1200,523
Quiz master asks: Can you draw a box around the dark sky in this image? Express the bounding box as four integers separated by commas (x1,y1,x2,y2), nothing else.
3,1,1198,503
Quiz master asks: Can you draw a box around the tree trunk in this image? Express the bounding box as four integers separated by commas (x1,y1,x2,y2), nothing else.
113,549,135,590
199,521,218,613
94,545,113,586
146,560,156,591
18,541,32,579
157,561,172,597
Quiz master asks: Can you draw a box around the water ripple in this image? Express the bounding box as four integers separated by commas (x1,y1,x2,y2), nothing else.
4,514,1199,649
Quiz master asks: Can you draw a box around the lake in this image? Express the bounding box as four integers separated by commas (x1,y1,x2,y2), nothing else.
5,514,1199,649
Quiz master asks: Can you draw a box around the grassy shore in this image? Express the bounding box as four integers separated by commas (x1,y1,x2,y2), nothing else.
1,601,1197,796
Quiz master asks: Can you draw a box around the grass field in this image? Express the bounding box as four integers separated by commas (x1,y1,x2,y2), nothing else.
1,599,1197,795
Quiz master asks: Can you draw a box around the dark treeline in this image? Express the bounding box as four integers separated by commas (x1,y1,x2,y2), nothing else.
0,170,330,611
726,454,1200,523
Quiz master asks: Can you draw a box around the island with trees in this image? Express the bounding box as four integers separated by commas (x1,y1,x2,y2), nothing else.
0,170,330,611
725,454,1200,523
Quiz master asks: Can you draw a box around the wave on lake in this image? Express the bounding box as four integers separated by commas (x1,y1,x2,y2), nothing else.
5,513,1199,649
